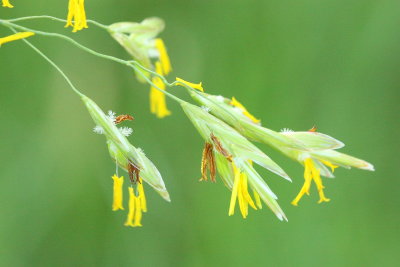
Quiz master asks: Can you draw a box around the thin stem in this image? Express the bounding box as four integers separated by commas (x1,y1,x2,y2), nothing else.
5,15,109,30
2,18,170,84
0,20,184,104
131,61,175,86
133,66,184,104
7,26,85,97
0,20,132,67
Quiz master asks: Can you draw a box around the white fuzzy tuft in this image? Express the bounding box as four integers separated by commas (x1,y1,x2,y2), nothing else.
107,110,116,123
93,125,104,135
119,127,133,137
280,128,293,133
215,95,225,102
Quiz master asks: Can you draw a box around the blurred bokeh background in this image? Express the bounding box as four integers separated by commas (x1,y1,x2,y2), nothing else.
1,0,399,266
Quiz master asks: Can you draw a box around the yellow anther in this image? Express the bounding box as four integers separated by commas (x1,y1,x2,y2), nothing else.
176,77,204,92
291,158,331,206
230,97,260,124
155,38,172,75
321,160,339,173
111,175,124,211
2,0,13,8
124,187,136,227
229,164,258,218
0,32,34,46
150,61,171,118
65,0,88,32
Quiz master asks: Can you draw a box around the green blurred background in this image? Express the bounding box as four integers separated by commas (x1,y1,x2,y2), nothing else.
1,0,399,266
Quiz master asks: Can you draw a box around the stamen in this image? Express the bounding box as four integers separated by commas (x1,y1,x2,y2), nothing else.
133,196,143,227
321,160,338,173
65,0,88,32
2,0,13,8
291,159,313,206
124,180,146,227
155,38,172,75
150,61,171,118
175,77,204,92
200,143,209,181
111,175,124,211
210,134,232,162
310,165,330,204
237,175,246,218
200,143,216,182
291,158,330,206
208,150,216,182
228,164,258,218
124,187,136,227
228,165,241,216
0,32,34,46
230,97,260,124
128,161,140,183
253,190,263,209
241,173,257,211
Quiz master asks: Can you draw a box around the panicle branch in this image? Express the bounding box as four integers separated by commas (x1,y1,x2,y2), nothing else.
0,3,374,227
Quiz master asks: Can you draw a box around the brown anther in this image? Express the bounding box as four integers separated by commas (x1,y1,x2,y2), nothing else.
115,114,134,124
208,150,216,183
210,133,232,162
308,125,317,132
127,161,140,183
200,142,216,182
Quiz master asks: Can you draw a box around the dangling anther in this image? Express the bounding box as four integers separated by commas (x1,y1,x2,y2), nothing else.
128,161,141,183
200,142,216,182
210,133,232,162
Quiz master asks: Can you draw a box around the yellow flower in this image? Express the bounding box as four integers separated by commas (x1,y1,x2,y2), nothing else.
320,159,339,172
155,38,172,75
291,158,332,206
176,77,204,92
0,32,35,46
188,89,374,208
109,18,172,84
230,97,260,124
183,101,288,220
229,164,259,218
65,0,88,32
124,179,147,227
111,175,124,211
199,138,275,219
150,61,171,118
2,0,13,8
